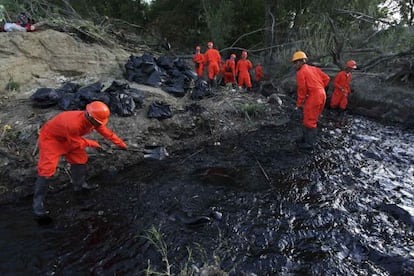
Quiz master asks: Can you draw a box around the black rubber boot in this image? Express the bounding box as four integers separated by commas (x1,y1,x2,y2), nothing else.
71,164,98,192
298,127,317,149
338,109,347,118
295,127,305,143
212,77,217,89
33,176,49,217
208,79,213,89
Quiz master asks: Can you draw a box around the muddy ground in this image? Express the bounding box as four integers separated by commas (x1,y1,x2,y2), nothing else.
0,81,291,205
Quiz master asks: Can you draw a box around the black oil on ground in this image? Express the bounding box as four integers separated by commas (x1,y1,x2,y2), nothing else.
0,113,413,275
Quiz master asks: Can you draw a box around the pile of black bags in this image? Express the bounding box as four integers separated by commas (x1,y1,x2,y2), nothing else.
30,80,144,117
125,53,200,98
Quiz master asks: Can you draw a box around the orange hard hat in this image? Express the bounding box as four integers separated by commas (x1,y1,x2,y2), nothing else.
207,41,213,47
242,51,248,57
230,53,236,59
291,51,307,62
86,101,110,125
196,46,201,50
346,60,357,69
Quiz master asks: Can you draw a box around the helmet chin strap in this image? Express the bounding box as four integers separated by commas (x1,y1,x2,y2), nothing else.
85,112,101,127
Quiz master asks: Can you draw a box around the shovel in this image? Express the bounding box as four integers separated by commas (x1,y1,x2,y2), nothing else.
101,145,169,160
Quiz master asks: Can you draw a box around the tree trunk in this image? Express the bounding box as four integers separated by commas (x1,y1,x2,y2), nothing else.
264,0,278,67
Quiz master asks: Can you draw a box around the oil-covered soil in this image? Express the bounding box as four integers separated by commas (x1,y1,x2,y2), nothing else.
0,113,413,275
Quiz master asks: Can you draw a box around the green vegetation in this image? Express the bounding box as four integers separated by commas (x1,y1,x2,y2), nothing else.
142,226,228,275
6,79,20,92
142,226,171,275
1,0,412,74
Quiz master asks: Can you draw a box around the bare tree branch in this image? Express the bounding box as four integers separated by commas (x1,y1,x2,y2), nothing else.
229,27,268,48
335,8,396,26
220,40,305,55
362,47,414,71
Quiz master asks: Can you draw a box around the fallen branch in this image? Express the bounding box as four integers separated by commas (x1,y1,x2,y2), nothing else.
362,48,414,72
256,159,272,185
180,148,204,164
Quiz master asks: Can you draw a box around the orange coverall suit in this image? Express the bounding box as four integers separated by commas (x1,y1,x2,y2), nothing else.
222,59,236,84
37,111,126,177
330,70,352,110
255,64,264,82
193,52,205,78
204,48,221,80
236,59,253,88
296,64,330,129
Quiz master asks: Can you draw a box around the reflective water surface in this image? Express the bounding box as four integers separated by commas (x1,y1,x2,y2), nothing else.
0,114,413,275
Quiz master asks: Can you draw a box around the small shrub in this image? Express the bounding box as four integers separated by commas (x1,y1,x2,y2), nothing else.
6,79,20,92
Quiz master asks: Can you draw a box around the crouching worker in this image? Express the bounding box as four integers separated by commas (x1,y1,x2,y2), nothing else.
33,101,127,217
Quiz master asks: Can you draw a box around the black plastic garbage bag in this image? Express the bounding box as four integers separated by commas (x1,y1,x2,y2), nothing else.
183,69,198,80
125,55,143,81
191,78,210,100
58,93,77,110
174,58,190,71
162,85,186,97
95,93,111,106
147,101,172,119
56,82,80,94
107,91,136,117
103,80,129,93
131,71,147,84
142,52,156,64
76,82,103,101
125,88,145,108
162,69,188,97
157,56,174,70
30,88,63,108
146,71,162,87
142,63,156,75
162,75,186,97
125,55,141,70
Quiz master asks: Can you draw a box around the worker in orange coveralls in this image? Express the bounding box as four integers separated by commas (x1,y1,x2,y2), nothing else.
33,101,127,217
204,41,222,89
236,51,253,91
222,53,237,89
292,51,330,149
330,60,357,112
193,45,205,78
255,63,264,82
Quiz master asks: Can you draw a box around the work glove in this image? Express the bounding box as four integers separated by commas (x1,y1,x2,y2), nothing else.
85,139,101,149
